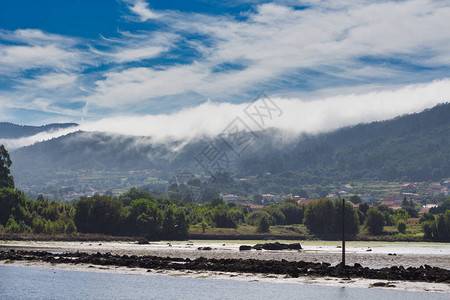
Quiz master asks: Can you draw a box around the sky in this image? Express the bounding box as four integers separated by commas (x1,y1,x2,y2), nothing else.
1,0,450,146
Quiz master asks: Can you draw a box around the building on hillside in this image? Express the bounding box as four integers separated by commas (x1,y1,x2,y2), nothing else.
401,183,417,193
326,193,338,200
382,197,396,207
221,194,240,202
441,180,450,187
427,183,445,196
400,192,420,200
341,185,353,191
419,204,439,214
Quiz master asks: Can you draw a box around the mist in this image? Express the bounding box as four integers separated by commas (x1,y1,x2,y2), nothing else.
2,79,449,151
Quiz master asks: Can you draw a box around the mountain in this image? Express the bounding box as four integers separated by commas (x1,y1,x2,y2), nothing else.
240,103,450,183
9,103,450,188
0,122,78,139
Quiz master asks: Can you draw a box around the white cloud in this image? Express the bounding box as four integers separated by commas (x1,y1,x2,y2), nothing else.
0,29,85,74
126,0,160,21
4,79,449,149
0,45,78,73
17,73,78,90
81,79,450,141
1,1,450,126
113,46,168,63
83,0,450,109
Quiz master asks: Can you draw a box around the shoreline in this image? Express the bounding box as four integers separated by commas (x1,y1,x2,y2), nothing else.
1,240,449,268
0,240,450,293
1,259,449,294
0,233,442,243
1,239,449,294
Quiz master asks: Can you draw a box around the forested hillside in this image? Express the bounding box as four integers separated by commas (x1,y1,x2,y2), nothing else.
9,103,450,186
242,103,450,183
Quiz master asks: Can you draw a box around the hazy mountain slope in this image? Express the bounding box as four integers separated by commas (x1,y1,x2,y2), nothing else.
9,103,450,185
240,103,450,182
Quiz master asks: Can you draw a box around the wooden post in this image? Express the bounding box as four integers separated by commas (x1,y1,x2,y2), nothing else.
342,198,345,267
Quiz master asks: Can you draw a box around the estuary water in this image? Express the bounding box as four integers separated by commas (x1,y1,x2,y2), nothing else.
0,265,448,300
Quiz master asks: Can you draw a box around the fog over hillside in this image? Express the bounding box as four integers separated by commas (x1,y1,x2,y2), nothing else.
1,79,450,151
9,103,450,189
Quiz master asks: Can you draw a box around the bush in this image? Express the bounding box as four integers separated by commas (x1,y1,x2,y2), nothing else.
397,219,407,234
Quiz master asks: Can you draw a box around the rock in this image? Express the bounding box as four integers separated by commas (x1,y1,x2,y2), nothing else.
197,247,212,251
239,245,252,251
288,243,302,250
370,282,396,288
253,242,302,251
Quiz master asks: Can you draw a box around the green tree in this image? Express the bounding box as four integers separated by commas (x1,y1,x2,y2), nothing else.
162,207,175,238
365,207,385,235
334,200,360,236
128,198,161,237
0,145,14,189
65,220,77,234
257,215,270,233
303,198,335,235
434,211,450,241
263,206,285,225
173,208,189,239
349,195,362,204
74,195,125,235
212,207,237,228
422,221,434,239
279,202,304,225
397,219,407,234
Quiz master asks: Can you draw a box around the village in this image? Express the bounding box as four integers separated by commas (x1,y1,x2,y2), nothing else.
221,181,450,214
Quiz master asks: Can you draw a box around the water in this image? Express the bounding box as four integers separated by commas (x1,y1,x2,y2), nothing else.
0,265,447,300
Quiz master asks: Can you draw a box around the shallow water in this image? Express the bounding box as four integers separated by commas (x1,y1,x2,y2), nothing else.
0,265,448,300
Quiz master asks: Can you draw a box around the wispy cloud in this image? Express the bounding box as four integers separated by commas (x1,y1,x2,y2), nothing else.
0,1,450,126
0,29,84,74
125,0,161,21
83,0,450,109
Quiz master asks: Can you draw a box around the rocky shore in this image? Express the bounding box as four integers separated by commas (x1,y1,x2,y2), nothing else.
1,249,449,283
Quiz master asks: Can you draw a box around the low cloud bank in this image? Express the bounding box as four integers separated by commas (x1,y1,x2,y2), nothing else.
3,79,449,150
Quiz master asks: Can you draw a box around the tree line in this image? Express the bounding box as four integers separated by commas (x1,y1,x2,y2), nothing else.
1,144,449,240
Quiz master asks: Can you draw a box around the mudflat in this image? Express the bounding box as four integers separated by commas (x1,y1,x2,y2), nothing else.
1,240,449,268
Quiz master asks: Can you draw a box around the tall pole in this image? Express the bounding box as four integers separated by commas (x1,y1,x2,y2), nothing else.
342,198,345,267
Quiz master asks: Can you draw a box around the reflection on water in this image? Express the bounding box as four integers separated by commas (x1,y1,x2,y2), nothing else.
0,265,448,300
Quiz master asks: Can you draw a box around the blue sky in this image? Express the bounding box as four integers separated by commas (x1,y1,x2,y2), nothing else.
0,0,450,132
